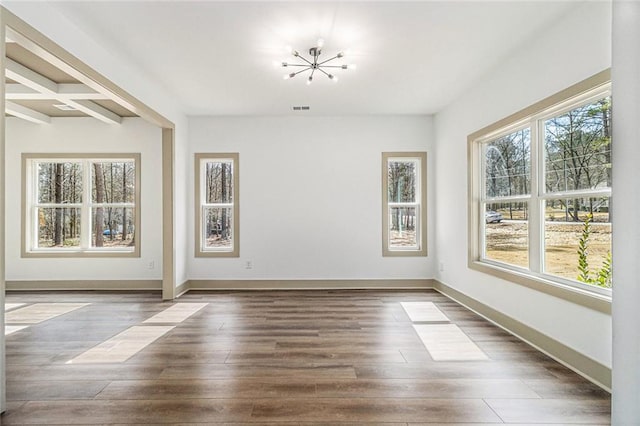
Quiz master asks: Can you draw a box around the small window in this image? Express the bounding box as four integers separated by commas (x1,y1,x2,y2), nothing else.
23,154,140,257
382,152,427,257
195,153,239,257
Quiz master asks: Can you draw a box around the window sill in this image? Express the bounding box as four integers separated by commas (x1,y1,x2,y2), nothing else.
468,260,611,314
22,249,138,258
383,248,428,257
195,251,239,258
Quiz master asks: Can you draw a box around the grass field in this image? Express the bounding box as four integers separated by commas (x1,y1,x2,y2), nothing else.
485,220,611,283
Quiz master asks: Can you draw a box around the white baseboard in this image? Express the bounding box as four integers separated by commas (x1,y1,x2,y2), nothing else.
6,280,162,291
186,278,435,291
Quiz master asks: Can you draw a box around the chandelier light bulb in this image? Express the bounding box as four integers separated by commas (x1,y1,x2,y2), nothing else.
307,75,313,85
317,38,325,48
336,51,345,58
329,74,338,82
347,64,357,70
283,72,296,80
282,62,288,67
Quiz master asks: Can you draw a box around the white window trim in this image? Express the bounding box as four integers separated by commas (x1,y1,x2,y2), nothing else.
467,70,612,313
21,153,141,258
382,152,427,257
194,153,240,258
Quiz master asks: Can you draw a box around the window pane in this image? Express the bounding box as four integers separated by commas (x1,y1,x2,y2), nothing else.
484,128,531,198
544,197,611,287
484,202,528,269
389,206,418,248
388,160,417,203
544,97,612,192
91,207,136,248
91,161,135,203
37,162,82,204
37,207,81,248
205,161,233,204
204,207,233,249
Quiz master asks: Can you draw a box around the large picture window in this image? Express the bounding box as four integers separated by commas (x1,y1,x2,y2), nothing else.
23,154,140,257
195,153,239,257
469,71,611,298
382,152,427,257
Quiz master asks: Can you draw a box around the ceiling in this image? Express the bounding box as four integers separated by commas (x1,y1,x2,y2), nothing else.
41,1,583,116
4,40,138,123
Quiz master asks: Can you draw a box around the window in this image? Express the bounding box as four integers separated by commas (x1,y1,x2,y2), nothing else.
469,71,611,297
195,153,239,257
22,154,140,257
382,152,427,256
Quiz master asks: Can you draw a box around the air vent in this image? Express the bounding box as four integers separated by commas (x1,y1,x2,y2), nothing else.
292,106,310,111
53,104,77,111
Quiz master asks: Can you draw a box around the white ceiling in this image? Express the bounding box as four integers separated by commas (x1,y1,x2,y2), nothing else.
50,1,580,116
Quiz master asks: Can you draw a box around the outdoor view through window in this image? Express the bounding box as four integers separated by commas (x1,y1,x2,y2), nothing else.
27,157,137,254
203,159,234,251
388,159,419,249
482,94,612,289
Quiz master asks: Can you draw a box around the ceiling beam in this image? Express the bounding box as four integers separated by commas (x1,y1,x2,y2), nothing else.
5,83,110,100
6,57,57,93
5,58,121,124
66,99,121,124
5,100,51,124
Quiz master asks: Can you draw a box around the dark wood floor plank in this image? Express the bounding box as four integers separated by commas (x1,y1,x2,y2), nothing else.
485,398,611,424
1,400,254,424
249,398,502,423
225,349,406,364
7,380,109,401
314,378,540,399
522,379,612,400
96,379,317,400
160,364,358,380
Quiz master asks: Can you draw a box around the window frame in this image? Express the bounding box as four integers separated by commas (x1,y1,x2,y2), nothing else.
468,70,612,311
194,153,240,258
21,153,141,258
382,152,427,257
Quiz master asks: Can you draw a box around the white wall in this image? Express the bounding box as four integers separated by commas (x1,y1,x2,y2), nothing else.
189,116,435,281
434,2,613,367
5,118,163,281
611,0,640,422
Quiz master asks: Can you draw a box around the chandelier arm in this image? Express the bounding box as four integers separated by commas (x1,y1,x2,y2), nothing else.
295,55,314,66
285,63,311,67
320,65,346,68
318,56,339,65
293,67,312,76
317,68,332,78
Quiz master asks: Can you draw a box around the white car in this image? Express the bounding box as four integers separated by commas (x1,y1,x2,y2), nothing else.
485,210,503,223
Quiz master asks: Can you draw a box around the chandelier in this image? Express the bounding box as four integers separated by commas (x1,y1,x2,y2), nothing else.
282,39,356,85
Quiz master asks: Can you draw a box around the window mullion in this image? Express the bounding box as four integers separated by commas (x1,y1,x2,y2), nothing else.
81,160,92,249
30,161,38,250
529,119,542,273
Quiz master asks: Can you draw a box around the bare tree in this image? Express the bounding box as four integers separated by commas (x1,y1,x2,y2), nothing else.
94,163,105,247
53,163,64,246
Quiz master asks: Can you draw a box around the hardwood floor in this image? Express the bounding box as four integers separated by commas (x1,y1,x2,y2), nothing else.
1,290,611,424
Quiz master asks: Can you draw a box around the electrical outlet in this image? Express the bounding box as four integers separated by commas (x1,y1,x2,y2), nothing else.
245,260,253,270
439,262,445,272
148,261,155,270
